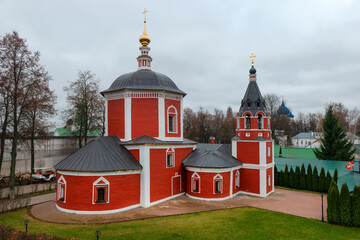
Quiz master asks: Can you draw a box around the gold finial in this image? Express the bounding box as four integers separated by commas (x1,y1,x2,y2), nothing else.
139,8,151,47
249,53,256,65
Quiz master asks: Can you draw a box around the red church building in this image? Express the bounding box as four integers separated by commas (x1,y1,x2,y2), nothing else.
54,16,274,214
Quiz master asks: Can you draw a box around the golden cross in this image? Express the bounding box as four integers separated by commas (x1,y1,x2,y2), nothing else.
249,53,256,65
143,8,147,22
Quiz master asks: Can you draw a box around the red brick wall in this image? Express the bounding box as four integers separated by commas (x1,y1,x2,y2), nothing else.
240,168,260,194
108,99,125,138
186,170,231,199
266,167,273,194
266,142,273,164
165,99,181,138
149,147,193,203
131,98,159,138
129,149,140,162
237,141,259,164
56,173,140,211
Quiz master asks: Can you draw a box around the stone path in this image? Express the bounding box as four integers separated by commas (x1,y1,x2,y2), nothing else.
30,189,327,224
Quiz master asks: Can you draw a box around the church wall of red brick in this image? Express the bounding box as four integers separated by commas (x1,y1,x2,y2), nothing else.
107,99,125,138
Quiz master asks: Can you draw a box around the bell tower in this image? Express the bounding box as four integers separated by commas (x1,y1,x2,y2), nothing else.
232,54,274,197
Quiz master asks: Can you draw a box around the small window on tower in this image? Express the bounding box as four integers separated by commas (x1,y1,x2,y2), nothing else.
169,116,174,132
245,114,251,129
167,106,178,133
247,101,251,107
166,148,175,168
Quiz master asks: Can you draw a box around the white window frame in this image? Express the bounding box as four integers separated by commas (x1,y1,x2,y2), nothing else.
167,105,178,134
235,170,240,189
268,175,271,187
213,173,223,194
166,148,175,168
268,146,271,157
57,175,67,203
258,133,263,137
246,132,250,137
191,172,200,193
92,176,110,204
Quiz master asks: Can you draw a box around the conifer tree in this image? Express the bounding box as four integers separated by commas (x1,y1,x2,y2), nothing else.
306,164,312,190
300,164,306,190
333,169,338,183
279,170,284,186
312,166,319,192
339,183,352,226
284,165,289,187
289,167,295,188
327,180,340,224
295,166,300,189
319,168,326,193
325,171,332,193
352,186,360,227
314,106,355,162
274,165,279,186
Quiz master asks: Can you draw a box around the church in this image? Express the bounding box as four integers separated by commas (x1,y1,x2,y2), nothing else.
54,14,274,214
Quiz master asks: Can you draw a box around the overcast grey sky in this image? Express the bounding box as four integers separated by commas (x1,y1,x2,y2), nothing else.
1,0,359,125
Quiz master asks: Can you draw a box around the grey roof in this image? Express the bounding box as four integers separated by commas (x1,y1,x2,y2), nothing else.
101,69,186,96
292,132,317,140
54,136,142,172
182,144,242,168
121,135,197,145
239,68,267,116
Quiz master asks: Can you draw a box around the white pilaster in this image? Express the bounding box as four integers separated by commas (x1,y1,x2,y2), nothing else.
124,97,132,141
259,141,266,165
180,99,183,139
105,100,108,136
230,169,233,196
158,96,165,139
140,146,150,207
260,168,266,197
232,140,237,158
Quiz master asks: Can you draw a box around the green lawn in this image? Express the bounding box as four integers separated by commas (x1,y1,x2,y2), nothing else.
0,207,360,240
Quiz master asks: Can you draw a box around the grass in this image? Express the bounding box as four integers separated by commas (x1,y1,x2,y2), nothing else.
0,207,360,240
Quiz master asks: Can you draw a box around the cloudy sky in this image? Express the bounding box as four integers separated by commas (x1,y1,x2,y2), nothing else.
1,0,359,125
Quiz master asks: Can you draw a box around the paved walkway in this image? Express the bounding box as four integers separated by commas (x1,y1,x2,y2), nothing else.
30,189,327,224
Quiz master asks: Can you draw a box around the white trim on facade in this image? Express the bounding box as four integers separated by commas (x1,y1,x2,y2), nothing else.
167,105,178,134
259,168,266,197
57,170,141,176
57,175,67,203
241,163,275,170
158,96,165,139
186,166,241,173
171,172,181,195
92,176,110,204
124,96,132,141
213,174,223,194
105,100,108,136
140,146,150,207
124,144,196,150
147,192,185,207
191,172,201,193
56,203,141,215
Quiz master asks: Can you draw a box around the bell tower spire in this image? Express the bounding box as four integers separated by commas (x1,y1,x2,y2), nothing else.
137,8,152,70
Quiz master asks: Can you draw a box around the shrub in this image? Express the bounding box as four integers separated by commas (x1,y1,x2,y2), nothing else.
278,170,284,186
327,180,340,224
295,166,300,189
333,169,338,183
352,186,360,227
339,183,352,226
284,165,289,187
325,171,332,193
300,164,306,190
274,165,279,186
0,223,67,240
306,164,312,190
289,167,295,188
319,168,326,193
312,166,319,192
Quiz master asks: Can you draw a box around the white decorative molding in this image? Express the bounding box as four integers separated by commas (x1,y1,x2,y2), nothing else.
57,170,141,176
186,166,241,173
125,97,132,140
56,203,141,215
158,96,165,139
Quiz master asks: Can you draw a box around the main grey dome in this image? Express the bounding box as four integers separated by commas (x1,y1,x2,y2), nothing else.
101,70,186,96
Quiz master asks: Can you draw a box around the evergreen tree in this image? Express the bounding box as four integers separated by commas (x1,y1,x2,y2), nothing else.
352,186,360,227
333,169,338,183
339,183,352,226
274,165,279,186
325,171,332,193
306,164,312,190
289,167,295,188
300,164,306,190
319,168,326,193
314,106,355,162
295,166,300,189
312,166,319,192
284,165,289,187
278,170,284,186
327,180,340,224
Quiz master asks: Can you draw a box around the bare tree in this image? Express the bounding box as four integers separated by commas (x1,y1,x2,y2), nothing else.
263,93,281,116
0,76,11,172
22,66,56,174
63,70,104,148
0,31,43,198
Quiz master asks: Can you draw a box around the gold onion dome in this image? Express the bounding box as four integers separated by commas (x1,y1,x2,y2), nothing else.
139,9,151,47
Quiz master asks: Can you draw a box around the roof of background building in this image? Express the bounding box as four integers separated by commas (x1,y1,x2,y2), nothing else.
54,136,142,172
274,100,294,118
354,144,360,154
55,128,101,136
121,135,197,145
278,147,319,160
100,70,186,96
292,132,319,140
182,144,242,168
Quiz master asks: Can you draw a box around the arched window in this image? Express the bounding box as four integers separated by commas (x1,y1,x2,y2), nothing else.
213,174,223,194
258,114,263,129
57,175,66,203
166,148,175,168
191,172,200,193
93,177,110,204
235,170,240,189
167,106,178,133
245,114,251,129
